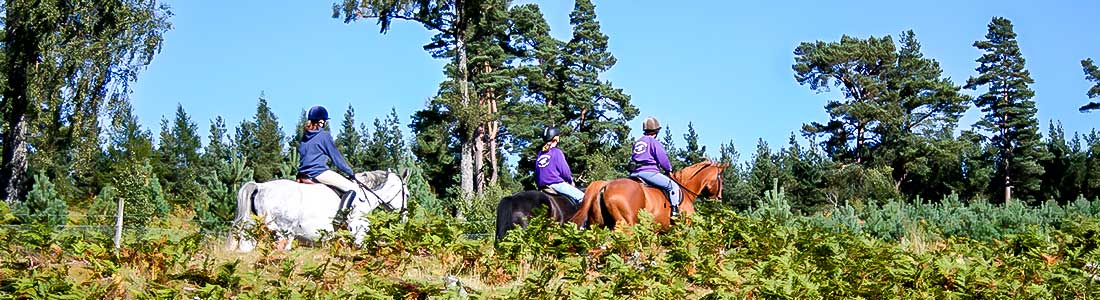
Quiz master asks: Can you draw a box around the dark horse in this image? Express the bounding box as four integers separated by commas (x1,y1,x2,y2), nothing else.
495,190,580,240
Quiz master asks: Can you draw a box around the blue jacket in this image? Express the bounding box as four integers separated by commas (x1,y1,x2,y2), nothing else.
297,129,354,178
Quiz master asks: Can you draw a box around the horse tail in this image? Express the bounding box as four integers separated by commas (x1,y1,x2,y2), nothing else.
234,182,260,224
570,182,607,227
495,195,516,240
228,182,260,251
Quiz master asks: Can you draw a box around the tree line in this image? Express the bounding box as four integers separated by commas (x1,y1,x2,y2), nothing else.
2,0,1099,230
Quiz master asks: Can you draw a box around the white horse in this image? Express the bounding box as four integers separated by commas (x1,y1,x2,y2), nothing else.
227,170,410,252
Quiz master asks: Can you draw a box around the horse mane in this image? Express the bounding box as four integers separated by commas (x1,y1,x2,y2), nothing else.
679,161,715,178
358,171,390,190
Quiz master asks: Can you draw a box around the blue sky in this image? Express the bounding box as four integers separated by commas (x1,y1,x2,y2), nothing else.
131,0,1099,160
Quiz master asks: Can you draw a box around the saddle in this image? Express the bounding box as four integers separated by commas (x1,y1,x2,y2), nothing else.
537,186,581,208
296,177,318,184
626,176,672,203
628,176,653,188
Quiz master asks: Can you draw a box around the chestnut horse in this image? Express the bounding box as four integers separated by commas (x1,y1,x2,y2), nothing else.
569,161,726,229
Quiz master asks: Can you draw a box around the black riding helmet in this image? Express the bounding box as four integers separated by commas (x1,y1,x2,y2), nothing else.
542,126,560,143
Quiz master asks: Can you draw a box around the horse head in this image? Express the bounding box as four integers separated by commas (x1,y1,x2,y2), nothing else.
675,160,729,201
352,169,411,221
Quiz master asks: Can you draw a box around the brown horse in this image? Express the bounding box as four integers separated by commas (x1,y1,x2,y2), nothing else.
495,190,580,240
569,161,727,229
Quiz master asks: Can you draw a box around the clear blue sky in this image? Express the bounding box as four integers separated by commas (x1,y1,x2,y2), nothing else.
131,0,1099,161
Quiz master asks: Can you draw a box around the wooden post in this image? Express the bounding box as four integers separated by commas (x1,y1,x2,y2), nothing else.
113,196,124,249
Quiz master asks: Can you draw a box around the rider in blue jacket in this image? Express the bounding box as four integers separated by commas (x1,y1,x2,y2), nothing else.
297,105,362,204
534,126,584,205
630,117,681,218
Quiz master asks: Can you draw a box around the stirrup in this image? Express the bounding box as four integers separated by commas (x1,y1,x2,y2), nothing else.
670,205,680,218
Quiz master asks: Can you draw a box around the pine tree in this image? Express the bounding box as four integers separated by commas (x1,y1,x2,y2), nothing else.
662,126,687,170
335,105,365,168
236,93,286,182
679,122,707,165
717,140,754,210
94,96,168,227
1082,58,1100,112
556,0,637,180
1039,122,1086,203
195,116,254,231
12,171,67,226
1084,130,1100,199
794,34,896,163
364,108,407,170
880,31,969,196
155,104,202,207
964,17,1048,203
410,99,460,201
336,0,486,200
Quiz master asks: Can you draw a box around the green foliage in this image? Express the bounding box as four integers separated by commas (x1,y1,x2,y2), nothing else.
335,104,366,168
235,93,286,182
88,160,169,228
679,122,706,166
3,0,172,202
965,17,1049,203
155,104,203,207
363,107,407,171
11,171,67,226
6,194,1100,298
410,99,461,200
196,154,253,231
794,30,968,202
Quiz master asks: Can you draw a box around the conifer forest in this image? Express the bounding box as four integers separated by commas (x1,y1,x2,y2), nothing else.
2,0,1100,298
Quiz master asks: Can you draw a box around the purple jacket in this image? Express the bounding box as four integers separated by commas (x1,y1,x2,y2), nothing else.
631,135,672,174
535,147,573,187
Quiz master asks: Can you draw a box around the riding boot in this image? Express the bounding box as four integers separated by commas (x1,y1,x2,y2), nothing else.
334,190,357,228
341,190,357,208
670,204,680,219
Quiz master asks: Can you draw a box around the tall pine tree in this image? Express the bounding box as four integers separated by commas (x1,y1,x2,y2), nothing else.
555,0,637,180
235,93,286,182
336,105,366,168
1082,58,1100,112
964,17,1048,203
155,104,202,207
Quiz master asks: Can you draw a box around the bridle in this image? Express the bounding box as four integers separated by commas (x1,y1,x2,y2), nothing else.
670,163,723,200
355,170,409,216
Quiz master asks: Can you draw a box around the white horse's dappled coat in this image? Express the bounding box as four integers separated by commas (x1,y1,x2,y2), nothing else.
227,170,409,252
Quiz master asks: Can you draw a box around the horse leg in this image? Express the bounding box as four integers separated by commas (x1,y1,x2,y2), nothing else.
348,218,370,246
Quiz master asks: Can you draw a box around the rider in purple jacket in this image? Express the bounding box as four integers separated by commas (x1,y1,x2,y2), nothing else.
535,127,584,205
630,117,681,218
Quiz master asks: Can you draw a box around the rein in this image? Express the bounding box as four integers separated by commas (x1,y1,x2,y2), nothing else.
354,171,408,215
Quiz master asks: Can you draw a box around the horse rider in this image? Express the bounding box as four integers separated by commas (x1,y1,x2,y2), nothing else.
535,126,584,205
630,116,681,218
297,105,364,204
